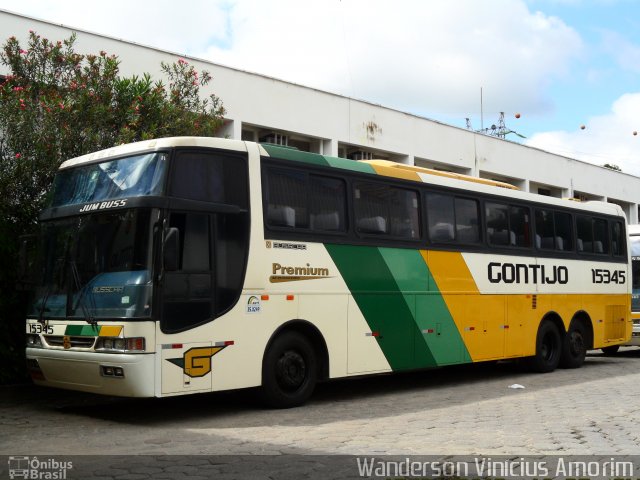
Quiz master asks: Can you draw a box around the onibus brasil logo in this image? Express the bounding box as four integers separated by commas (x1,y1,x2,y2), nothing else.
8,456,73,479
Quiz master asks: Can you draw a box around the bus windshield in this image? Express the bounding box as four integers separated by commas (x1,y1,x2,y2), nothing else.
28,209,155,320
631,236,640,312
50,152,168,207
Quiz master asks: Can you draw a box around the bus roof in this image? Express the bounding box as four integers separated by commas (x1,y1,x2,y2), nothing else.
57,137,625,220
260,143,625,219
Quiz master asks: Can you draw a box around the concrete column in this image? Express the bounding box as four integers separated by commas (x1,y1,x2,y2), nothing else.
322,139,338,157
218,119,241,140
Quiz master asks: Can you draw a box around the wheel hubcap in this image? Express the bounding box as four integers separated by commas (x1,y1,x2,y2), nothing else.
569,331,583,356
542,333,556,361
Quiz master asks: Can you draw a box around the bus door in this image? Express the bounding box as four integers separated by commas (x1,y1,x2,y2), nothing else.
158,212,216,394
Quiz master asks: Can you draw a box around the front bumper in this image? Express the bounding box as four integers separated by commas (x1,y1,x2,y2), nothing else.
26,348,155,397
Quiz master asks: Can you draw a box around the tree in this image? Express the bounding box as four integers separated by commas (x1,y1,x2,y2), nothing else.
0,31,226,383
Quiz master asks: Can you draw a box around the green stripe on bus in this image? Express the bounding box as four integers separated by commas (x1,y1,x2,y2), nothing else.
327,245,471,368
377,248,471,366
261,145,330,167
326,244,436,369
64,325,100,336
262,144,377,174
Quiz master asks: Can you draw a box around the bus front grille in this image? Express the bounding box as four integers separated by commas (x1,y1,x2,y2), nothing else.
44,336,96,349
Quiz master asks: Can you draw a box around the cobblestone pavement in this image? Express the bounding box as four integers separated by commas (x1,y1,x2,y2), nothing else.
1,348,640,478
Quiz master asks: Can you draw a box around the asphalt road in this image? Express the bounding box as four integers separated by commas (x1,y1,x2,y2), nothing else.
2,348,640,478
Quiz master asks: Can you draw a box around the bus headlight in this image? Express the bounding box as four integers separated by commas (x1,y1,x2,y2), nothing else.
26,334,43,348
95,337,145,353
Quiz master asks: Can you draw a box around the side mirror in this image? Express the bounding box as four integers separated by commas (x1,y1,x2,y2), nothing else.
163,227,180,271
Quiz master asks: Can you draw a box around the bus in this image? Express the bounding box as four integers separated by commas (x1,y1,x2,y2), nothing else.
24,137,632,407
622,224,640,350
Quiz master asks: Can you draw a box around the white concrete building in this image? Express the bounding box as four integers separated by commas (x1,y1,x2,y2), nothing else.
2,9,639,223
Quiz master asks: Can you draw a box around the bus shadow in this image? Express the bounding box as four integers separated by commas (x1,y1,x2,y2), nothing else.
39,348,640,427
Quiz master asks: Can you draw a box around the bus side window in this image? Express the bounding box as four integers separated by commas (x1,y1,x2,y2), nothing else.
486,202,510,246
509,206,531,247
535,209,555,250
265,169,308,228
309,176,346,232
455,197,480,244
171,152,225,203
576,216,593,253
554,211,573,251
390,189,420,239
426,193,454,242
611,221,625,256
354,183,389,235
593,218,609,254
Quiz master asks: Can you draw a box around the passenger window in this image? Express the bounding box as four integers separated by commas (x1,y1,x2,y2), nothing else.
265,169,308,228
309,176,346,232
170,151,248,208
427,194,480,243
510,206,531,247
427,193,454,242
593,218,609,254
535,209,555,250
611,221,625,257
486,203,510,246
171,152,225,203
577,217,609,254
576,216,593,253
536,209,572,251
355,183,419,239
486,203,530,247
554,212,573,251
265,168,347,233
455,198,480,243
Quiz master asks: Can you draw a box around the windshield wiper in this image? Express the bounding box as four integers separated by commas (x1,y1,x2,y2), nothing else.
37,286,52,326
70,260,97,328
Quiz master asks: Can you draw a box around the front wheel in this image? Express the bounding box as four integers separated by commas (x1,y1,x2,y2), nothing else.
527,320,561,373
261,331,317,408
559,322,587,369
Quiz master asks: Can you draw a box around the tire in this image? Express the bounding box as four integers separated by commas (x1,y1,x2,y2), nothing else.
261,331,317,408
601,345,620,355
527,320,562,373
559,321,587,369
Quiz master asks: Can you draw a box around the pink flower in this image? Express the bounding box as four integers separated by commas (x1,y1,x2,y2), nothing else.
59,103,64,109
178,58,188,65
13,86,23,92
19,49,28,55
15,153,21,159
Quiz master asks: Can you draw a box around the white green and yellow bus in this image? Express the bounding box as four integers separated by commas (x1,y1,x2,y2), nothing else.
24,137,631,407
624,224,640,349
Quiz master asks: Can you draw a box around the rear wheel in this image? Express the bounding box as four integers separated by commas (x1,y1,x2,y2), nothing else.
601,345,620,355
527,320,561,373
559,322,587,369
261,331,317,408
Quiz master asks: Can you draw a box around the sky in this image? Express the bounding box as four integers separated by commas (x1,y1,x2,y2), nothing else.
1,0,640,175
